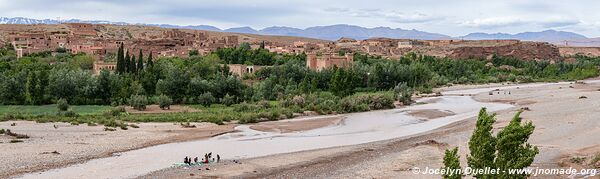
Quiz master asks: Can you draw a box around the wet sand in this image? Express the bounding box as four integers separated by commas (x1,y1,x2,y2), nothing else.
249,115,343,133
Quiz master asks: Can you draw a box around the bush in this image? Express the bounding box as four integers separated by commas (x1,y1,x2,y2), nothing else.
394,82,413,105
158,95,173,110
106,106,126,116
129,95,148,111
339,92,395,113
220,94,236,106
57,98,69,111
197,92,216,107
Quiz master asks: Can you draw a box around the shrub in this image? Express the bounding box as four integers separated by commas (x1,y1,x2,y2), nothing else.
291,95,306,107
394,82,413,105
220,94,236,106
57,98,69,111
128,124,140,128
129,95,148,111
158,95,173,110
233,102,262,112
258,100,271,108
104,127,116,131
197,92,216,107
0,129,4,134
106,106,126,116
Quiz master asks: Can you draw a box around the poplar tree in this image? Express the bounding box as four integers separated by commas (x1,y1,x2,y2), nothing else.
147,51,154,67
442,147,462,179
124,51,130,73
116,43,124,74
137,49,144,72
130,55,137,73
495,112,539,179
467,108,497,179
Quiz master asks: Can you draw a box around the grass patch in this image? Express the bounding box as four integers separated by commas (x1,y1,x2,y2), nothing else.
0,105,111,116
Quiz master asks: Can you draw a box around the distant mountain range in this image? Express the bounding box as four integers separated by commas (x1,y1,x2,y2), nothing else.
460,30,587,42
0,17,593,43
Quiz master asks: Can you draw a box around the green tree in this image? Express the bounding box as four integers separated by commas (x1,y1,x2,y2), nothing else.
147,51,153,67
129,95,148,111
495,111,539,179
394,82,413,105
97,69,112,104
130,55,137,73
467,108,497,179
57,98,69,111
137,49,144,72
124,51,130,73
442,147,462,179
299,76,310,93
188,49,199,57
158,94,172,110
116,43,125,74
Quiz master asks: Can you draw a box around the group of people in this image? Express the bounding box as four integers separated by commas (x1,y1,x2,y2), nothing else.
183,152,220,165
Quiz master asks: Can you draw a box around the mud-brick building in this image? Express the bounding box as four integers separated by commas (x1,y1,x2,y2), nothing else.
227,64,267,77
306,53,353,71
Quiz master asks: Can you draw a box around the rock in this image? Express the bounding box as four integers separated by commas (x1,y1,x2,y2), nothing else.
579,96,587,99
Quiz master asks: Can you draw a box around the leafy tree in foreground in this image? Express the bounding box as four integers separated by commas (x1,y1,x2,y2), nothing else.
443,147,462,179
467,108,497,179
495,111,539,179
445,108,538,179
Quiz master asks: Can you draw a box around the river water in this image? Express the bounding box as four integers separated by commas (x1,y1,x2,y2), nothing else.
20,85,529,179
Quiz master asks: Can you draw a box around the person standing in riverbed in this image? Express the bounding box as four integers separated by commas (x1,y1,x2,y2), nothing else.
217,154,220,162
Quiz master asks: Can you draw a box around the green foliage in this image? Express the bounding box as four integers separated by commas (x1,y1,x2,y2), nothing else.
57,98,69,111
128,95,148,111
188,49,200,57
220,94,236,106
394,82,413,105
467,108,497,179
158,94,173,110
443,147,462,179
447,108,539,179
495,111,539,179
197,92,216,107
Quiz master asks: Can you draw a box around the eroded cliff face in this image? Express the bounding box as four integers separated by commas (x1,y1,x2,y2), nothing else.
449,42,561,61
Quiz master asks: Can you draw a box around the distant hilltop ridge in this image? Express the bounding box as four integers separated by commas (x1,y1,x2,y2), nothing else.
0,17,594,44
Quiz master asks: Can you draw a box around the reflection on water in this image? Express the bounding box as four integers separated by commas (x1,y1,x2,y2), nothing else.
20,94,513,179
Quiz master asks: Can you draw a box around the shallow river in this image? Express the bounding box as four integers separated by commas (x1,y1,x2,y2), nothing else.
22,83,560,179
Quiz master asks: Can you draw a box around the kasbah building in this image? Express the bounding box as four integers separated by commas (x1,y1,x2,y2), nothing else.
1,23,568,78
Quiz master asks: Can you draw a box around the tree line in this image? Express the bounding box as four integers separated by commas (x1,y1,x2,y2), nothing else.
1,44,599,106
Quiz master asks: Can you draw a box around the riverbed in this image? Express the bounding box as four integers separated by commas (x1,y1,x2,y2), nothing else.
18,84,524,179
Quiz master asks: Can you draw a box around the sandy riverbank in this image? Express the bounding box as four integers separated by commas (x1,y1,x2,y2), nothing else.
142,81,600,179
0,113,346,178
0,121,236,178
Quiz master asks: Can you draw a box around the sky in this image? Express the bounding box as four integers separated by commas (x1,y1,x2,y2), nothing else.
1,0,600,37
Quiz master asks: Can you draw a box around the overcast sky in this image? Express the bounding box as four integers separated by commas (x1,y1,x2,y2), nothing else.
1,0,599,37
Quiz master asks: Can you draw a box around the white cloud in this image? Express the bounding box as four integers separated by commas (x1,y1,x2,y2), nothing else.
460,17,580,29
328,8,442,24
